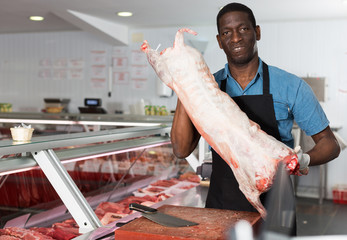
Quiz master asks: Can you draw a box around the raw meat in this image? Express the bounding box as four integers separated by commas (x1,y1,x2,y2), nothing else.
150,179,178,187
141,28,299,217
100,212,128,225
179,184,197,190
51,221,80,236
94,193,174,222
138,186,166,194
0,178,189,239
0,227,54,240
179,171,201,183
30,227,77,240
95,202,126,217
0,236,21,240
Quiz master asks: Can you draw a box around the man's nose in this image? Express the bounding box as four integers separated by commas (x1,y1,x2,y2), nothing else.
231,31,242,42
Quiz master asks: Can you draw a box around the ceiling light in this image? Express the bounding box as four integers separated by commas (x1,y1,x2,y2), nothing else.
29,16,44,21
117,12,133,17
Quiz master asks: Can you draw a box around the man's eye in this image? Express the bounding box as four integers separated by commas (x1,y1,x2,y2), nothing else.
240,27,248,32
222,31,230,36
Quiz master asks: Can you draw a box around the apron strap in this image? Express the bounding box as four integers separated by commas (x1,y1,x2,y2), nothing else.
262,62,270,95
221,77,227,92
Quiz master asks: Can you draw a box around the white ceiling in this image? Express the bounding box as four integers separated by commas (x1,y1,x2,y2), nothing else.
2,0,347,36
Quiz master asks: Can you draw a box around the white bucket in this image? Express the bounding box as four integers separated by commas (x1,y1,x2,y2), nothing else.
10,128,34,142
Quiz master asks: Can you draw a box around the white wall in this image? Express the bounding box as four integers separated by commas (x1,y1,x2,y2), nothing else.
0,19,346,198
0,30,180,114
258,20,347,199
0,31,113,112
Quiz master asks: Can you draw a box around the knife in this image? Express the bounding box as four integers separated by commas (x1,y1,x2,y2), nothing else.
129,203,198,227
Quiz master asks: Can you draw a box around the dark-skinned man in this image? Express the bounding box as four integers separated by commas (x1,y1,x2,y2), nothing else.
170,2,340,236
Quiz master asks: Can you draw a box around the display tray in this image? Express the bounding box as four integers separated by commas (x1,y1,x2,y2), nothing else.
114,205,261,240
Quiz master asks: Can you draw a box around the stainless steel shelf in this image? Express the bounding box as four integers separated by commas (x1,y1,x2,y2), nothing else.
0,125,171,156
0,112,173,127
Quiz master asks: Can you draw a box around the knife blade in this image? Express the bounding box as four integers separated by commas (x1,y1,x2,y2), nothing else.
129,203,198,227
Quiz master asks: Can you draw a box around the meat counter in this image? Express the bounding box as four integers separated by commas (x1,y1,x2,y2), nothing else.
0,125,201,239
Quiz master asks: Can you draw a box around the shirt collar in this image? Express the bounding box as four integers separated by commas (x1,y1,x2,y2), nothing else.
224,58,263,80
224,58,264,92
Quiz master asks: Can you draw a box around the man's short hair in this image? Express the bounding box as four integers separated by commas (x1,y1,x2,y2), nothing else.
217,2,256,34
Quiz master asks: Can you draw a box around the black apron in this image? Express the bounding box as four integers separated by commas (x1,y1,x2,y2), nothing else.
205,62,296,236
205,62,281,211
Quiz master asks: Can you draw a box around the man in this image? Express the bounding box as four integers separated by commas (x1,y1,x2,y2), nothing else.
171,1,340,222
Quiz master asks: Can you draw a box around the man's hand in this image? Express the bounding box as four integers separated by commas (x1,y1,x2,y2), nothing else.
294,146,310,175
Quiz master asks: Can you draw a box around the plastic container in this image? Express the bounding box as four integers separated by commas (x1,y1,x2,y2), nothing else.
0,103,12,112
10,127,34,142
46,107,63,113
332,185,347,204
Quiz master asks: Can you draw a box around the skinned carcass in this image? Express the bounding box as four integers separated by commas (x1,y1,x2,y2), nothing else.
141,28,300,218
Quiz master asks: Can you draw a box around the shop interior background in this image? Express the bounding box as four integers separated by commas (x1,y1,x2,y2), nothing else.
0,0,347,200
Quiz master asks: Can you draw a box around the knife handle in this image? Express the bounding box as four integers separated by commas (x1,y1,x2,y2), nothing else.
129,203,157,214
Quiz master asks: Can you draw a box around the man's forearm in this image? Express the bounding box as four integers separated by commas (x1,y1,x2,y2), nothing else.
171,99,200,158
308,127,340,166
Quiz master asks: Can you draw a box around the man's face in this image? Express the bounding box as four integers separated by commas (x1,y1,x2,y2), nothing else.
217,11,260,66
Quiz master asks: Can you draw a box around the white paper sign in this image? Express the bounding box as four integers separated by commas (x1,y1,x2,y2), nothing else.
114,72,130,85
131,50,147,65
90,50,107,65
131,65,148,80
113,57,128,69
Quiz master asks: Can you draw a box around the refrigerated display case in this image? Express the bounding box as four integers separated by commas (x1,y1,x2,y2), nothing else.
0,124,200,239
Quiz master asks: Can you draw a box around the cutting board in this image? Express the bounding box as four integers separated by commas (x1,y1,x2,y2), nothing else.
114,205,261,240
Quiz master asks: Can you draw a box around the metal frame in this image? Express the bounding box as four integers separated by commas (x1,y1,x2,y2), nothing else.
32,149,102,234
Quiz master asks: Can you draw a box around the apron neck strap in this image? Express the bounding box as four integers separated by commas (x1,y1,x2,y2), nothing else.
221,76,227,92
262,61,270,95
221,61,270,94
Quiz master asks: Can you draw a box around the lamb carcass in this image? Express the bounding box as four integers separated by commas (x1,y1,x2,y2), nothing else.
141,28,300,218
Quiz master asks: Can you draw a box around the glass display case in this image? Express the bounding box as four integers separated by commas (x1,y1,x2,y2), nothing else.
0,125,199,239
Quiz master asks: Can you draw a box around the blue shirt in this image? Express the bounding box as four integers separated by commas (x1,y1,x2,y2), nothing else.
213,58,329,148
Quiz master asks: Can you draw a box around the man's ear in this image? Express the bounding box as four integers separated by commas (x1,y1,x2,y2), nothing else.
216,34,223,49
256,25,261,41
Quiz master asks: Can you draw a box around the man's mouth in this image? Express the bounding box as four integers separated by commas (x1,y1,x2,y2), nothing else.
232,46,244,52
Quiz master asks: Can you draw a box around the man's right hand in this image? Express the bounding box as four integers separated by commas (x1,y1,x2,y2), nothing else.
294,146,310,175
